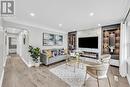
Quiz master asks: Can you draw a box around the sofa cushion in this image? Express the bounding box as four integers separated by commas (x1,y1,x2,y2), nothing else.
64,49,68,54
52,50,58,57
43,48,67,58
60,49,64,55
45,49,52,58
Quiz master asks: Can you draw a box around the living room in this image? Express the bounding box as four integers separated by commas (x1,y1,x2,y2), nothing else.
0,0,130,87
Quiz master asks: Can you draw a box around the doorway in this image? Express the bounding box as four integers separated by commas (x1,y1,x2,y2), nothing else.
8,36,18,54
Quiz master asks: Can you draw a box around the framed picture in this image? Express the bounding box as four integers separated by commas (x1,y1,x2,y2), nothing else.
55,35,63,45
43,33,63,46
43,33,55,46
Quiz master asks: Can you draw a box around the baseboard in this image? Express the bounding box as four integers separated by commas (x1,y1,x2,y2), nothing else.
127,74,130,85
20,56,32,67
0,69,4,87
0,55,8,87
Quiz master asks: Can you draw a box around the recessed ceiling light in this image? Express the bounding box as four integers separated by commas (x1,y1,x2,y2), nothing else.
59,24,62,27
89,12,94,16
30,13,35,16
73,29,76,31
98,24,101,26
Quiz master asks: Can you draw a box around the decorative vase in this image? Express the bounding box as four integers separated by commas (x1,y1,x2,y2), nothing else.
115,29,120,35
115,43,120,48
116,37,120,41
115,49,119,54
104,48,109,53
34,57,40,67
104,43,108,48
104,38,109,42
104,31,109,37
109,46,115,53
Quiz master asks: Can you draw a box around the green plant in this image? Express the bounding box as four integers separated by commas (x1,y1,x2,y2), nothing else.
28,45,41,63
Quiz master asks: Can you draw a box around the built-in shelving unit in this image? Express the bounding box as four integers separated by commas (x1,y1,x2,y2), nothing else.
68,31,77,52
102,24,120,66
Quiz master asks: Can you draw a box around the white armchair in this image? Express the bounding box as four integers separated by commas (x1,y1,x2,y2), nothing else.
84,54,111,87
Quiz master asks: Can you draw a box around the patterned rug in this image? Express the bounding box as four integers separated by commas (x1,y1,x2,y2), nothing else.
50,64,89,87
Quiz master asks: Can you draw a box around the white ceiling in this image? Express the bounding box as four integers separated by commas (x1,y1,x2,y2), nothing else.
4,0,130,32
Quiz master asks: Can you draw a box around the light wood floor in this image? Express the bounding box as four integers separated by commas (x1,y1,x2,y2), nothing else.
2,55,130,87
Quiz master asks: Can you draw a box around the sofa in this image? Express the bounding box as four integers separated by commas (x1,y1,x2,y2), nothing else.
40,48,67,65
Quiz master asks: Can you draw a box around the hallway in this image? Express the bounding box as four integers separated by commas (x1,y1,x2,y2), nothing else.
2,55,69,87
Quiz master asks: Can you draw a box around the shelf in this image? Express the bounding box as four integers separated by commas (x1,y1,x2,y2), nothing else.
68,31,77,51
102,24,120,56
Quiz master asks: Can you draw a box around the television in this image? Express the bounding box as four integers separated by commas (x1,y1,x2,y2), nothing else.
78,37,98,48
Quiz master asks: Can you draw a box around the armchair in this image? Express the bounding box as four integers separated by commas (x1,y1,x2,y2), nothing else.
84,54,111,87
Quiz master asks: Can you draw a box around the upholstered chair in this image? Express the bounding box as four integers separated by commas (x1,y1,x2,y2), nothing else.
84,54,111,87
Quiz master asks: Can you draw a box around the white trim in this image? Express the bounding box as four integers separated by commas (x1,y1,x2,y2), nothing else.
127,59,130,85
3,20,67,34
128,21,130,27
3,56,7,67
6,36,9,55
0,69,4,87
127,74,130,85
120,23,127,77
20,56,32,67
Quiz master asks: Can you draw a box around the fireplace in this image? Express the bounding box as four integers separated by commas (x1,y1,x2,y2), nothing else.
80,51,98,59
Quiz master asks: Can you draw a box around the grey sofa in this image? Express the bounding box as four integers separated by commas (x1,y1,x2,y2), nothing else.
40,48,67,65
40,54,66,65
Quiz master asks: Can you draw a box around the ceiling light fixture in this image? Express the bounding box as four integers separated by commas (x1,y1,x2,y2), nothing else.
89,12,94,16
98,24,101,26
73,29,76,31
59,24,63,27
30,13,35,17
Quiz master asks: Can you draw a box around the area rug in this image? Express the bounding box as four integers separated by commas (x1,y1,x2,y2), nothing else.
50,64,89,87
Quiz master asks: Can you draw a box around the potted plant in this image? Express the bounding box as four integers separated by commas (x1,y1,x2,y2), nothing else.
28,45,41,67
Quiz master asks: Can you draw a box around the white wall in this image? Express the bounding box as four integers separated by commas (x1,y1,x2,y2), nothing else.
0,19,6,87
18,31,31,67
127,16,130,59
77,27,102,58
28,27,67,66
0,27,4,87
120,23,127,77
29,27,67,49
3,20,68,67
3,20,68,49
126,14,130,85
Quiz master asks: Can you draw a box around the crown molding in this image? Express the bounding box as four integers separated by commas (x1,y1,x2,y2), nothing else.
3,19,67,34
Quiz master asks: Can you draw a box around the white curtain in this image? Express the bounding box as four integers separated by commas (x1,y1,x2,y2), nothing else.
120,22,127,77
